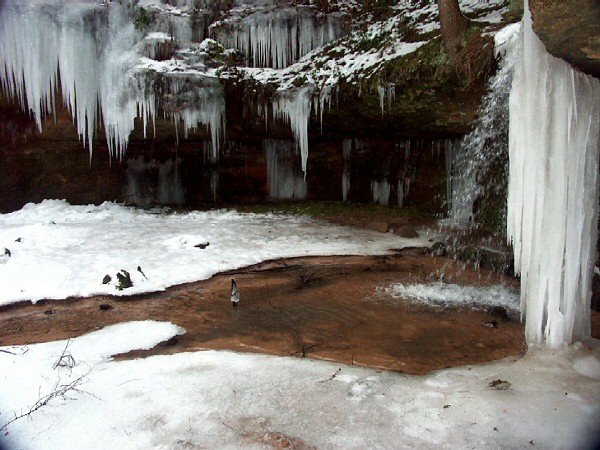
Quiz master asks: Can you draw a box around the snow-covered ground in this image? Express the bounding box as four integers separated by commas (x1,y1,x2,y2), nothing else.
1,321,598,449
0,200,429,306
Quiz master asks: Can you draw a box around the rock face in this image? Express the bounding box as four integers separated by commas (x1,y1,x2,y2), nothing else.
530,0,600,78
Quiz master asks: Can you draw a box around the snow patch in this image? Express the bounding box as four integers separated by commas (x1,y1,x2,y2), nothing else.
0,200,428,305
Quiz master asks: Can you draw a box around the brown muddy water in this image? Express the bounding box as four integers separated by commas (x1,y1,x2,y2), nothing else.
0,249,553,375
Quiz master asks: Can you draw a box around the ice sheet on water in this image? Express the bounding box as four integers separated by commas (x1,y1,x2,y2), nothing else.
384,282,520,311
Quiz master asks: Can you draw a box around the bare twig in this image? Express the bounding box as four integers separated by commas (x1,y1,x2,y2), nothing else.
318,368,342,383
0,347,28,356
1,370,93,432
52,339,75,371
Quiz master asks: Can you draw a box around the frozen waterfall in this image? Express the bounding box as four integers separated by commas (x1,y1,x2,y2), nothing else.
448,23,519,223
507,2,600,346
0,0,224,159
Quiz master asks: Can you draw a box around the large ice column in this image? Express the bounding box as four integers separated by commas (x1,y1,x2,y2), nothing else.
273,87,313,174
507,2,600,346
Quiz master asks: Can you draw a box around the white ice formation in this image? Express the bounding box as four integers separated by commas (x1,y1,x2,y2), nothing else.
371,179,391,206
265,140,307,200
507,2,600,346
210,3,347,69
0,0,224,160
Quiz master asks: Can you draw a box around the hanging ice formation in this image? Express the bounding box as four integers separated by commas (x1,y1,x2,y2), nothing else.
272,87,313,174
371,180,391,206
158,159,185,205
271,86,334,174
0,0,224,160
448,23,520,223
210,4,347,69
342,139,352,202
377,83,396,116
264,140,307,200
507,1,600,346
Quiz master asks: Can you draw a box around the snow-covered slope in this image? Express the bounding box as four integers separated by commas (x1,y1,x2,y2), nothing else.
0,200,429,305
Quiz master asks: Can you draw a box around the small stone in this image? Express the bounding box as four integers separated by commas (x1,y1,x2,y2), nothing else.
102,275,112,285
44,309,53,315
99,304,113,311
489,379,511,390
115,270,133,291
443,404,451,409
14,238,22,243
0,248,11,264
164,336,179,347
195,242,210,249
483,320,498,328
391,226,419,238
367,222,390,234
430,242,446,257
488,306,510,321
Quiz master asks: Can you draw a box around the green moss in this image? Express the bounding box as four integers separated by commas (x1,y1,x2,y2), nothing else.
235,201,430,221
133,7,151,31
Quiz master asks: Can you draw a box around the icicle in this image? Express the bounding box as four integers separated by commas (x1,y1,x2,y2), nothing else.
273,87,313,174
397,180,405,207
372,179,390,206
0,0,225,161
507,1,600,347
378,85,386,116
342,139,352,202
158,159,185,205
264,139,307,200
211,7,346,69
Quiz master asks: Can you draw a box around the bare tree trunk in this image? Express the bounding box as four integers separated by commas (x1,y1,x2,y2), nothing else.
437,0,467,62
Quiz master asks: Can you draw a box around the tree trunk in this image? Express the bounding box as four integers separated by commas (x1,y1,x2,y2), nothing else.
437,0,467,62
